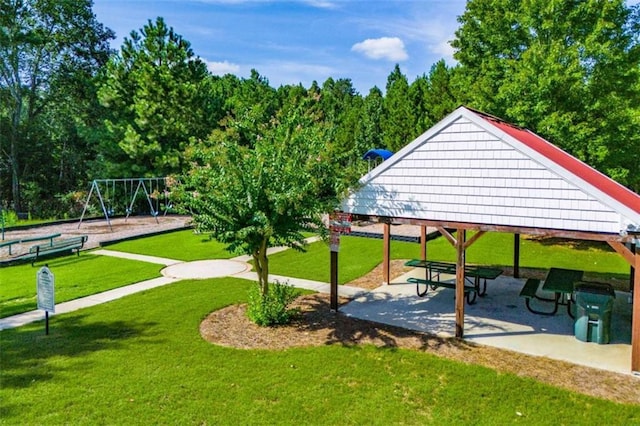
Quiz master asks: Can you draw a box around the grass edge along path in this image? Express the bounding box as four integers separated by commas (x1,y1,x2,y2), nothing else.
1,277,638,425
0,253,162,318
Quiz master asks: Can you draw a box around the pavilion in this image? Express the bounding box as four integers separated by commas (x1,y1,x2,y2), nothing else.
338,106,640,373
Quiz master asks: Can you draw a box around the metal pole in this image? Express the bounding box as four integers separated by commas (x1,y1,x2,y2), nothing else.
330,251,338,311
514,234,520,278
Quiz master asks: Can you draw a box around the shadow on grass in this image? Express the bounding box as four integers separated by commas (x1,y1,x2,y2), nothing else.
523,236,613,251
1,313,160,390
289,294,477,353
31,253,97,269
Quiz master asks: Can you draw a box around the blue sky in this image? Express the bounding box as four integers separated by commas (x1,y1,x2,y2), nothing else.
92,0,467,94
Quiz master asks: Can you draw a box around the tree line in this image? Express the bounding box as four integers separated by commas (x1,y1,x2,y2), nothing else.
1,0,639,218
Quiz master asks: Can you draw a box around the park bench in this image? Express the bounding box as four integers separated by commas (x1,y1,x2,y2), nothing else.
407,277,478,305
20,233,61,246
0,239,21,255
0,233,61,257
28,235,88,266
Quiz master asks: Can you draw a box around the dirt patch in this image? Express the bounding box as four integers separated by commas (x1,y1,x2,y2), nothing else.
200,293,640,405
346,259,412,290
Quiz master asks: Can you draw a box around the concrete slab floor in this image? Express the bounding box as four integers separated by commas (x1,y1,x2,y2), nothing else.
341,269,634,375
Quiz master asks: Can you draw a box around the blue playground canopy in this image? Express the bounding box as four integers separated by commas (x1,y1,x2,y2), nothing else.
362,149,393,161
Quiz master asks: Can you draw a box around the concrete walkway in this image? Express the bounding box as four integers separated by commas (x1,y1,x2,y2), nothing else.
0,240,366,331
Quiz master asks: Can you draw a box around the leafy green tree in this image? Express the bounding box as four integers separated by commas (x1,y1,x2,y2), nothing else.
452,0,640,190
423,60,460,126
220,69,279,147
179,98,353,294
355,86,385,155
382,65,417,152
409,74,431,135
0,0,113,211
319,77,364,161
98,17,210,177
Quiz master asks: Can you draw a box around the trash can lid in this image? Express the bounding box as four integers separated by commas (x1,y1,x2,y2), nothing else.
575,281,615,297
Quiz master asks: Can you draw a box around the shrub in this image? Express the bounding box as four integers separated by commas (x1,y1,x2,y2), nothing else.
246,280,299,326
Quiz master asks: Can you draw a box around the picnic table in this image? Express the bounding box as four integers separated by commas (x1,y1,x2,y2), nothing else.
519,267,584,316
404,259,503,304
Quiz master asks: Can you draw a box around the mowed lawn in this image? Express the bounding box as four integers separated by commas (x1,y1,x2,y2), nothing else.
103,229,234,261
2,277,638,424
267,232,630,285
0,254,162,318
1,229,630,319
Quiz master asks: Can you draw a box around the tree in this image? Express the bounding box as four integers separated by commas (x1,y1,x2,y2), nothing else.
319,77,364,162
452,0,640,190
0,0,114,211
179,98,353,294
382,65,417,152
98,17,210,177
423,60,460,126
355,86,385,156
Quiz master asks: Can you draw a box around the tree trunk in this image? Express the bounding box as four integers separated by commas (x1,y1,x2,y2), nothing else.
10,97,22,213
252,237,270,295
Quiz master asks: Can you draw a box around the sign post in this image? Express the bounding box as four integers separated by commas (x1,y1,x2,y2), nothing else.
329,212,351,312
37,265,55,335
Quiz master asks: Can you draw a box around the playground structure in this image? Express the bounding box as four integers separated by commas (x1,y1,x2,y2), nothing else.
78,178,173,231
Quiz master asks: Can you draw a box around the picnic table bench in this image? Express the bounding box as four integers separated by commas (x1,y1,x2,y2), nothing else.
519,268,584,316
407,276,478,304
27,235,88,266
0,233,61,256
405,259,502,298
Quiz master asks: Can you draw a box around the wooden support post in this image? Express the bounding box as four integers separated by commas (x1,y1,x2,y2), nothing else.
631,243,636,295
420,225,427,261
633,249,640,374
455,229,466,338
514,234,520,279
330,250,338,311
383,222,391,285
608,240,640,374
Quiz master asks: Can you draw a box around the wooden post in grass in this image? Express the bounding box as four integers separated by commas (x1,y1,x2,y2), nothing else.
383,222,391,285
633,246,640,374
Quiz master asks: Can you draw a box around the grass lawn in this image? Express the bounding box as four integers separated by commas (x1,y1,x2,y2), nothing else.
2,277,638,424
104,229,235,261
0,254,162,318
268,232,631,285
2,230,630,319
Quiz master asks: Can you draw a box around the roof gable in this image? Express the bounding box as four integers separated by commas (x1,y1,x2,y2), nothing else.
343,106,640,235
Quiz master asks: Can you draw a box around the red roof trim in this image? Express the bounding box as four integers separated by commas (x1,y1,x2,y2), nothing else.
477,112,640,216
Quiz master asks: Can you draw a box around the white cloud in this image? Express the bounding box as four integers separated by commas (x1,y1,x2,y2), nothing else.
351,37,408,61
302,0,338,9
205,60,241,75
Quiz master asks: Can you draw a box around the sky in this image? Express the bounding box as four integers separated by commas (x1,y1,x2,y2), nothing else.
92,0,467,94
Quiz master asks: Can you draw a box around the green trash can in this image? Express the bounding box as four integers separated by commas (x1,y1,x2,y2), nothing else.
574,282,615,344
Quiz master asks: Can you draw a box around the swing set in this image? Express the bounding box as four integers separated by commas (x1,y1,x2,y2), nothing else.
77,177,173,231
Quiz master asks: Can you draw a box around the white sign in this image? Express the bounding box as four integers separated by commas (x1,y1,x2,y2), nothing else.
37,266,55,313
330,231,340,252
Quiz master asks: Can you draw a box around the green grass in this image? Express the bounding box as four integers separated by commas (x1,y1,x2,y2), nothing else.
104,229,235,261
268,232,630,284
2,277,637,424
0,254,162,318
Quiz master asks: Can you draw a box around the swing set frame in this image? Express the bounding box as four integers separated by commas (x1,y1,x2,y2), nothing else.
78,177,172,231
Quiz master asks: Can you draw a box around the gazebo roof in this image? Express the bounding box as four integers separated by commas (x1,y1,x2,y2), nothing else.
342,106,640,237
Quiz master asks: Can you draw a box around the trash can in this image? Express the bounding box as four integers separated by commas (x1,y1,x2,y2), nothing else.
574,282,615,344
